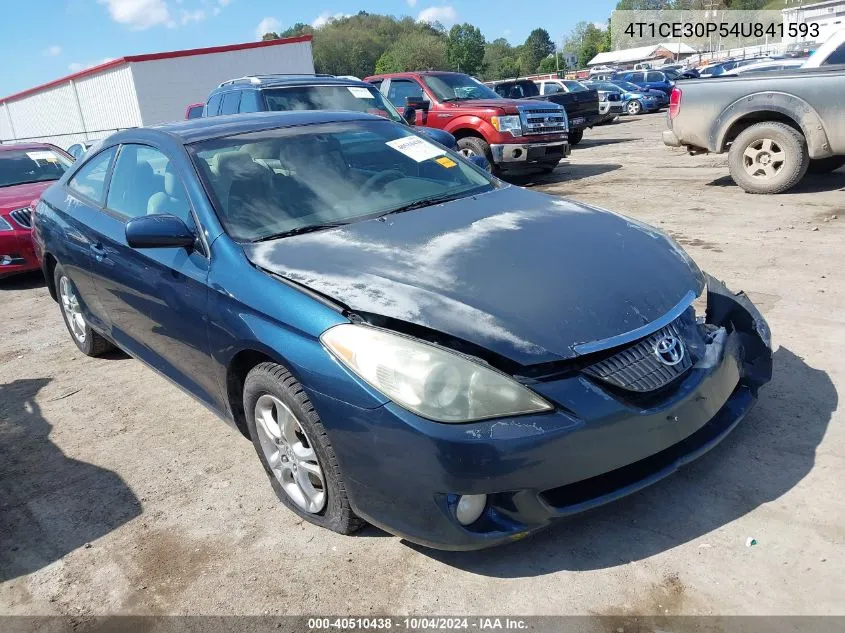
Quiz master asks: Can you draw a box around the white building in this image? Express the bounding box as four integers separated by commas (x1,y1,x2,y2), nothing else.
0,36,314,149
782,0,845,46
587,43,698,67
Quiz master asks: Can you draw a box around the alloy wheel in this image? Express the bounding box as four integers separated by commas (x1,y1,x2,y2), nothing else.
742,138,786,179
254,394,326,513
627,101,641,115
59,276,87,344
458,147,477,158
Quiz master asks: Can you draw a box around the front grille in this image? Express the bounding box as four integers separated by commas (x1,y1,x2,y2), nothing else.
519,106,567,135
581,321,693,393
9,208,32,229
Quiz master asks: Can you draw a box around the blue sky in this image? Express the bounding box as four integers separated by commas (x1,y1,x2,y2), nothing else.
2,0,617,96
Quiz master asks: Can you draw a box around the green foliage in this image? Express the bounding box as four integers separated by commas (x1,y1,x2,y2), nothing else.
520,28,556,75
446,23,486,75
481,38,521,80
537,55,559,73
375,31,449,73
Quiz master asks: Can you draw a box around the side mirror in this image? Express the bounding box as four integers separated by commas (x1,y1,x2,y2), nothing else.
403,106,417,126
406,96,429,111
126,214,195,249
469,155,491,172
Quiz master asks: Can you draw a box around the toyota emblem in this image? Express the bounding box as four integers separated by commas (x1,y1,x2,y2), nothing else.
653,333,685,366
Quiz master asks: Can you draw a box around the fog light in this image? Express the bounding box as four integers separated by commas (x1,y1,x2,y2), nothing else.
512,148,523,159
1,255,12,266
455,494,487,526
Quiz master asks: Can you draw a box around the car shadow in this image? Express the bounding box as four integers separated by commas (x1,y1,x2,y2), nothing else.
506,163,622,187
0,271,44,291
707,171,845,194
408,347,835,576
0,377,141,582
575,137,641,149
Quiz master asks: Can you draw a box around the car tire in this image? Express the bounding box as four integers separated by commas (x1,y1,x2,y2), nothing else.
626,100,642,115
568,129,584,145
243,361,365,535
54,263,113,357
807,156,845,174
728,122,809,194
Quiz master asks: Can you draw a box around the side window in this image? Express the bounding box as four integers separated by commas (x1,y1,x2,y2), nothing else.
239,90,264,113
542,82,561,95
646,71,664,82
106,144,193,226
220,92,241,115
67,147,117,204
824,43,845,65
386,79,424,108
206,93,222,117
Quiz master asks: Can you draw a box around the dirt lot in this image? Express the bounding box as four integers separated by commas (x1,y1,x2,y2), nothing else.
1,113,843,618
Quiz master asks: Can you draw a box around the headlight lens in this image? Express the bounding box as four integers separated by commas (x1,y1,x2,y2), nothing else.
0,215,13,231
490,115,522,137
692,280,709,324
321,324,553,423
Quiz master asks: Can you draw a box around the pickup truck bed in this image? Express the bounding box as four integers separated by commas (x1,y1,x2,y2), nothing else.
664,65,845,193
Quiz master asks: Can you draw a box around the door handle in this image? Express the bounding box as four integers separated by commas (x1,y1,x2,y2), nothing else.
90,244,107,261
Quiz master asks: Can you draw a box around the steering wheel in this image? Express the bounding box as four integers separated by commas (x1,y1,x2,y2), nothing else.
360,169,404,194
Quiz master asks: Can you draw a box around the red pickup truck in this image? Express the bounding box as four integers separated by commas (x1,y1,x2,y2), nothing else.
364,71,570,174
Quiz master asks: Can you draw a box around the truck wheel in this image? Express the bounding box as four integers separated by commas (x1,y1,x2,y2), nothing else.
457,136,492,162
807,156,845,174
626,100,642,115
728,122,809,194
243,362,365,535
568,129,584,145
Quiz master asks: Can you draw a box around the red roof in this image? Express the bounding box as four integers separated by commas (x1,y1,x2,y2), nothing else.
0,35,312,105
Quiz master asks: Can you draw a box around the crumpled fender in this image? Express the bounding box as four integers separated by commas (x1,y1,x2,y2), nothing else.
706,274,773,393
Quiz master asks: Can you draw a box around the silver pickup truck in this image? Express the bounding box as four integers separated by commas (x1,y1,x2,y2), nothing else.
663,45,845,194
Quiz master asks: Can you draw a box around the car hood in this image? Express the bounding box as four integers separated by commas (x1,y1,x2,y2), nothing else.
243,187,702,366
446,98,539,111
0,180,53,212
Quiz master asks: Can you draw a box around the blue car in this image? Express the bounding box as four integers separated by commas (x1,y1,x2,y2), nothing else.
584,81,660,115
612,70,675,96
33,111,772,550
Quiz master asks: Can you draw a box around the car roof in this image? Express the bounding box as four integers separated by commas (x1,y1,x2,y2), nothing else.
0,142,58,152
148,110,382,144
213,75,374,91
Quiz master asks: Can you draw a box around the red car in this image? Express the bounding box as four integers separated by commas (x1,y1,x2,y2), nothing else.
0,143,73,279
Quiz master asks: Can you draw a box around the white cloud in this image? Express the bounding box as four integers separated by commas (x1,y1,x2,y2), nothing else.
312,12,351,28
218,0,232,5
416,6,458,26
97,0,173,30
255,16,281,39
406,0,418,6
68,57,115,73
42,45,63,57
180,8,205,24
68,62,84,72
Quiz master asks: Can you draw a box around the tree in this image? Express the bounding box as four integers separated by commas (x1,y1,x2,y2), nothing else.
375,31,448,73
562,21,610,69
521,28,556,74
261,32,279,41
446,23,486,75
481,38,517,80
537,55,559,73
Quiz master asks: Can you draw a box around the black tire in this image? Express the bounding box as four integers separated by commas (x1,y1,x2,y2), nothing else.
728,122,809,194
54,263,113,357
807,156,845,174
626,100,642,115
243,362,365,535
568,129,584,145
457,136,493,163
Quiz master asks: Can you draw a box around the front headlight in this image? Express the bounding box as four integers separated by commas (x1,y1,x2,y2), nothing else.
321,324,553,423
0,216,13,232
490,115,522,137
692,280,709,324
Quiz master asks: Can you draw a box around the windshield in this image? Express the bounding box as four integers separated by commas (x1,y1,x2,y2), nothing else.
588,82,621,93
0,148,72,188
615,81,645,93
189,119,495,242
421,74,501,102
262,85,405,124
663,68,681,79
561,81,588,92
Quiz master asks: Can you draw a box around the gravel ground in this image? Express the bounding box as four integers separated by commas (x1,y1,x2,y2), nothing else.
1,113,843,618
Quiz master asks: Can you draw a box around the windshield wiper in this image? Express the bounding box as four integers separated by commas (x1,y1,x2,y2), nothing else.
380,192,469,217
252,221,349,243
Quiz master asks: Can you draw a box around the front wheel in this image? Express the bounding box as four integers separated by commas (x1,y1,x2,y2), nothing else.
807,156,845,174
243,362,365,535
568,129,584,145
727,121,809,194
626,100,642,115
54,263,113,357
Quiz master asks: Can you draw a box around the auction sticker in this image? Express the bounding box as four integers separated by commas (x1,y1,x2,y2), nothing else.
435,156,457,168
385,137,444,162
347,86,375,99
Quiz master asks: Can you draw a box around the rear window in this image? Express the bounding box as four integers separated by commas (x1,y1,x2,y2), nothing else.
186,105,204,119
825,42,845,65
262,85,403,123
206,93,222,117
220,92,241,115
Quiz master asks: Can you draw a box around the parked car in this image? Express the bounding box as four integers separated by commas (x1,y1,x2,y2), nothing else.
201,74,460,156
663,64,845,193
365,71,569,174
34,111,773,550
700,59,770,78
611,70,675,96
485,78,599,145
721,59,805,76
0,143,73,278
615,80,668,108
582,81,660,115
66,142,95,161
802,27,845,67
185,103,204,119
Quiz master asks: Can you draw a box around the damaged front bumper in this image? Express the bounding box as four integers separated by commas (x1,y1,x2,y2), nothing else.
311,277,772,550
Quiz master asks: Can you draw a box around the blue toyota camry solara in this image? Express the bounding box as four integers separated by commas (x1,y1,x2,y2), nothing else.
33,111,772,550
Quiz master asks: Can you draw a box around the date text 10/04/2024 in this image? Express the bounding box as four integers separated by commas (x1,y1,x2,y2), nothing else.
624,21,821,40
307,618,529,630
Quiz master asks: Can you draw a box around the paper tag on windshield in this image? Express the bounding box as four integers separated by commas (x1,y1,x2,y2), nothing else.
347,86,374,99
27,151,57,162
385,137,445,163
